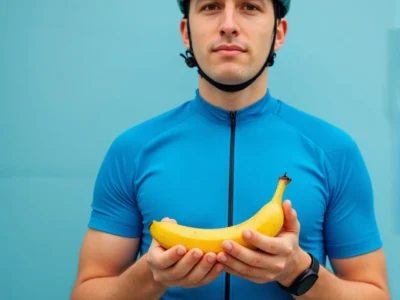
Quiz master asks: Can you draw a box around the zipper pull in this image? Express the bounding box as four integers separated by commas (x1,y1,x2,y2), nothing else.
230,111,237,127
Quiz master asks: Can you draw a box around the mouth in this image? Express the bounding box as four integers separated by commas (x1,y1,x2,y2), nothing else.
213,45,246,57
215,50,244,56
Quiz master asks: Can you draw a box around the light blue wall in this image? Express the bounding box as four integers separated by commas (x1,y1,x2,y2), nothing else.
393,0,400,28
1,1,399,299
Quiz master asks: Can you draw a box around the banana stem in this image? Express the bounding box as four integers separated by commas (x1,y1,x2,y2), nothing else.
272,173,292,204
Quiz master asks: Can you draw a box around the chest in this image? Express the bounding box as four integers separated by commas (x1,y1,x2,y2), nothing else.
135,122,330,254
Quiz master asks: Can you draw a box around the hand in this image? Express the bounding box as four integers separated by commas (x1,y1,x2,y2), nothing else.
216,200,311,286
146,217,224,288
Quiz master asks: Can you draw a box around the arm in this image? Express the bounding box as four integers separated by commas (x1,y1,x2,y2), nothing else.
291,248,389,300
70,131,165,299
216,133,390,299
290,133,390,299
214,201,390,300
71,130,222,299
70,229,167,300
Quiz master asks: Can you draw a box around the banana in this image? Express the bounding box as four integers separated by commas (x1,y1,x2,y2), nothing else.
149,173,292,253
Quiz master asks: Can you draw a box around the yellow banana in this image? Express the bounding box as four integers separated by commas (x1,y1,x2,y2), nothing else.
149,173,291,253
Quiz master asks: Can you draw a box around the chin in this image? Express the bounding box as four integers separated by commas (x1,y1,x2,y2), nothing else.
208,66,250,85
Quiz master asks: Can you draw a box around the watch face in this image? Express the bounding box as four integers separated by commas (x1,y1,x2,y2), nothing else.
297,275,318,295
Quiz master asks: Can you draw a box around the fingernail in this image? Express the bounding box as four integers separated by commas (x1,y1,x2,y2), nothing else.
193,250,202,259
243,230,252,239
177,247,185,255
219,254,227,262
223,241,232,251
207,255,216,263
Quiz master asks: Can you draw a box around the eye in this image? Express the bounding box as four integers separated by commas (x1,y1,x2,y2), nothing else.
202,3,220,11
242,3,260,11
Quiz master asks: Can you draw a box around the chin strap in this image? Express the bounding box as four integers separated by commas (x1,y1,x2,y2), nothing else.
180,1,279,93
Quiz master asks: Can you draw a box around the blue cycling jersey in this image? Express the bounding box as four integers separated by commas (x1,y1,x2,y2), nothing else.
88,89,382,300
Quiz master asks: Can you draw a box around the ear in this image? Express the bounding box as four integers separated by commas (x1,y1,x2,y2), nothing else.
274,18,288,52
180,18,191,50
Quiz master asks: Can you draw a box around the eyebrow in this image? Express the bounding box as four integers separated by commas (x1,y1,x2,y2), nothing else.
194,0,210,8
249,0,267,7
194,0,267,8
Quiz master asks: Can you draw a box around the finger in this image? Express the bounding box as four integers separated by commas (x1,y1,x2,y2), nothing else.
223,265,269,284
282,200,300,233
149,243,187,270
167,252,218,286
161,217,177,224
159,248,204,281
148,216,184,269
241,230,285,255
185,252,217,283
185,262,225,288
216,252,266,279
220,240,270,267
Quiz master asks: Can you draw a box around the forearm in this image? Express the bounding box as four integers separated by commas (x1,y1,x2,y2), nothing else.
71,254,168,300
294,265,389,300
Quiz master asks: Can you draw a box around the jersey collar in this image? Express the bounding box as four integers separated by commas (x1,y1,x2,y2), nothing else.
191,88,278,125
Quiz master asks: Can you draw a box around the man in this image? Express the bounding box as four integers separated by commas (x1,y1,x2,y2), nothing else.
71,0,390,299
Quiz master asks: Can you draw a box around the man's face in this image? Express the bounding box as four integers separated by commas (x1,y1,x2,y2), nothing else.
180,0,287,85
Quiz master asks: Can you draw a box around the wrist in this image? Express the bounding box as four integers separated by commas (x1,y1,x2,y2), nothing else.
115,253,168,300
279,248,312,287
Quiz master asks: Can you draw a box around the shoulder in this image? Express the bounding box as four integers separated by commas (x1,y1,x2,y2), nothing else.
106,100,193,157
274,100,362,168
274,100,371,204
272,99,369,197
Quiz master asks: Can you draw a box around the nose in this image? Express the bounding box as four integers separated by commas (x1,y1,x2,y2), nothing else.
218,6,239,37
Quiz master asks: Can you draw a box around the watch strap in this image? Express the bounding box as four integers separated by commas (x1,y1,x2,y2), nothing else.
278,252,319,296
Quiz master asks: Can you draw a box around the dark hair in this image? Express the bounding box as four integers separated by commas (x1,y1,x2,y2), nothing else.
182,0,285,19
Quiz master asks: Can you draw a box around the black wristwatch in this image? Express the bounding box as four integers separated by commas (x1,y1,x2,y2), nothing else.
278,252,320,296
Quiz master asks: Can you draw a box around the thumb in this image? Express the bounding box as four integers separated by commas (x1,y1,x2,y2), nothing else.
282,200,300,234
161,217,177,224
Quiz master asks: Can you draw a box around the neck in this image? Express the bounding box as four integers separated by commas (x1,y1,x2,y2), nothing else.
197,70,269,112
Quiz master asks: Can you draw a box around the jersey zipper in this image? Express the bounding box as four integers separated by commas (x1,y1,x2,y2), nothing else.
225,111,237,300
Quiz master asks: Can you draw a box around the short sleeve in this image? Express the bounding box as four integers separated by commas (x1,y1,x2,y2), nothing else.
88,134,143,238
324,135,383,259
